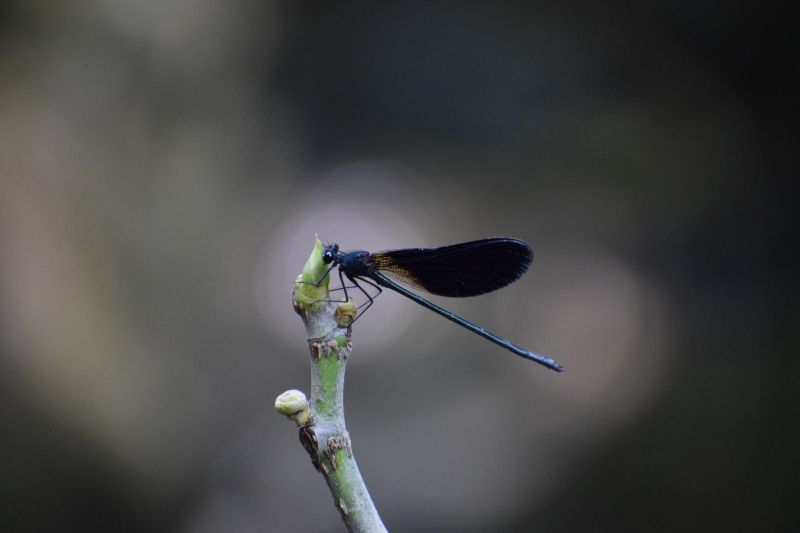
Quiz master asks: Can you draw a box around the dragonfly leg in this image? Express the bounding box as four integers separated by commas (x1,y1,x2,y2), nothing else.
292,263,337,288
346,275,383,323
338,268,350,302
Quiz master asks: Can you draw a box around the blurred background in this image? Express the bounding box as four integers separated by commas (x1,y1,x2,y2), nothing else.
1,2,796,532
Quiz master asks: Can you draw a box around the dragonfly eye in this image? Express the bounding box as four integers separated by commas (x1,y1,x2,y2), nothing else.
322,244,339,264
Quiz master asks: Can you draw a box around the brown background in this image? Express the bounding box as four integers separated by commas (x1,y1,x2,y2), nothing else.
1,2,795,532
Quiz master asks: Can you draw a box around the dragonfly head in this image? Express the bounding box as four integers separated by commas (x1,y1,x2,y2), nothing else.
322,243,340,265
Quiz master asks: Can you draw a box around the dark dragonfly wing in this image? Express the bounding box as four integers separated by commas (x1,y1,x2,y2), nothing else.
367,237,533,297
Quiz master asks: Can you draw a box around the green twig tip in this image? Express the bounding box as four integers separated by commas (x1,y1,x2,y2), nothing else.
293,237,330,308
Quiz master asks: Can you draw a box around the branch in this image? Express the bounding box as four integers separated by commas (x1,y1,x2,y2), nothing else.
276,238,387,533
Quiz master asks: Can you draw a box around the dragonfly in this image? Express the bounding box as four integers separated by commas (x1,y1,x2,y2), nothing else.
307,237,562,372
